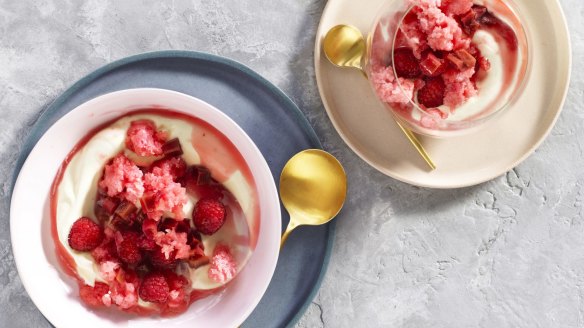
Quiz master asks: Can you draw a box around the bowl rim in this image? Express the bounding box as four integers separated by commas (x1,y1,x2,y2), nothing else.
9,87,282,327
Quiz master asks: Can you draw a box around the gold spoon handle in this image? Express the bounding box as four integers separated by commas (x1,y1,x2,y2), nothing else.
280,220,299,249
394,120,436,170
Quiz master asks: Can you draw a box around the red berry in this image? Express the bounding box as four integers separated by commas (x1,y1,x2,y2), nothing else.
417,77,446,108
68,217,104,251
116,231,142,265
79,282,110,307
138,235,157,251
163,271,190,311
393,48,421,79
165,271,189,291
139,272,169,303
150,247,177,269
193,198,226,235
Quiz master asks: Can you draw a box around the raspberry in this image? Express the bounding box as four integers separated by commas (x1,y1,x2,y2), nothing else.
139,272,169,303
165,271,189,291
68,217,104,251
393,48,421,78
79,282,110,307
193,198,226,235
150,247,177,269
115,231,142,265
138,235,157,251
164,271,190,309
417,77,446,108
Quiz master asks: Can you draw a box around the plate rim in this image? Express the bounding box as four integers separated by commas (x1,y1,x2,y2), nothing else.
313,0,573,189
9,50,333,328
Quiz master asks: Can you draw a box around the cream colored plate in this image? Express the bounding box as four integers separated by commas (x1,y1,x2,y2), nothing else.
314,0,571,188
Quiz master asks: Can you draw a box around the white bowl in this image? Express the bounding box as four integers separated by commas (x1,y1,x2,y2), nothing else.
10,88,281,328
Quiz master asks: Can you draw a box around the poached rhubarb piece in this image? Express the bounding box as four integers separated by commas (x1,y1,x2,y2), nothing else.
371,0,519,126
58,117,244,316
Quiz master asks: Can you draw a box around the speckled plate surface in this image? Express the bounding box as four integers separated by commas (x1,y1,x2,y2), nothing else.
314,0,571,188
10,51,333,328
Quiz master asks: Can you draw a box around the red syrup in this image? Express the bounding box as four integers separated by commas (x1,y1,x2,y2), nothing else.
50,109,261,317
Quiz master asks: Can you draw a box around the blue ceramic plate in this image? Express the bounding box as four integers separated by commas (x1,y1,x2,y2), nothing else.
10,50,334,328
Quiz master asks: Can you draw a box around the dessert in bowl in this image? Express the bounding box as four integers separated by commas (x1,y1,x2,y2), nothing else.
11,88,281,327
366,0,530,137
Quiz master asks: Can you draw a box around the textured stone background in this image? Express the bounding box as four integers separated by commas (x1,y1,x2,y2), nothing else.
0,0,582,327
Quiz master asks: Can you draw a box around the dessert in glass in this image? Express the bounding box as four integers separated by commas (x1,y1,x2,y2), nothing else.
51,110,259,316
366,0,530,137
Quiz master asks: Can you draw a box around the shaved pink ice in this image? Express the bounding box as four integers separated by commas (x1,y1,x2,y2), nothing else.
99,154,144,203
155,229,191,260
208,245,237,283
443,67,477,108
371,65,415,104
99,261,120,282
125,119,167,156
143,167,188,221
413,0,470,51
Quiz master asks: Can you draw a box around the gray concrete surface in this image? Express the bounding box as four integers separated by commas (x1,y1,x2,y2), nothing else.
1,0,583,327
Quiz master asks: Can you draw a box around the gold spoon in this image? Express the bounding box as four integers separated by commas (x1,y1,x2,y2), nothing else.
279,149,347,248
323,24,436,171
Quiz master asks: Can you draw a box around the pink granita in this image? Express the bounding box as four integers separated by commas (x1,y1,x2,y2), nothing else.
442,67,477,108
398,8,429,59
440,0,473,16
155,229,190,260
102,293,112,306
371,65,415,104
414,0,470,51
399,20,428,59
125,119,167,156
99,154,144,203
420,108,448,128
111,281,138,309
99,261,120,282
142,167,188,221
208,245,237,283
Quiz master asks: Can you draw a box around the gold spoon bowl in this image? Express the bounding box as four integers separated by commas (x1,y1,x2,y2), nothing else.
279,149,347,248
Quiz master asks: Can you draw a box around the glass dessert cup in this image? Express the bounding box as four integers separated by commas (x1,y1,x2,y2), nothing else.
365,0,530,138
